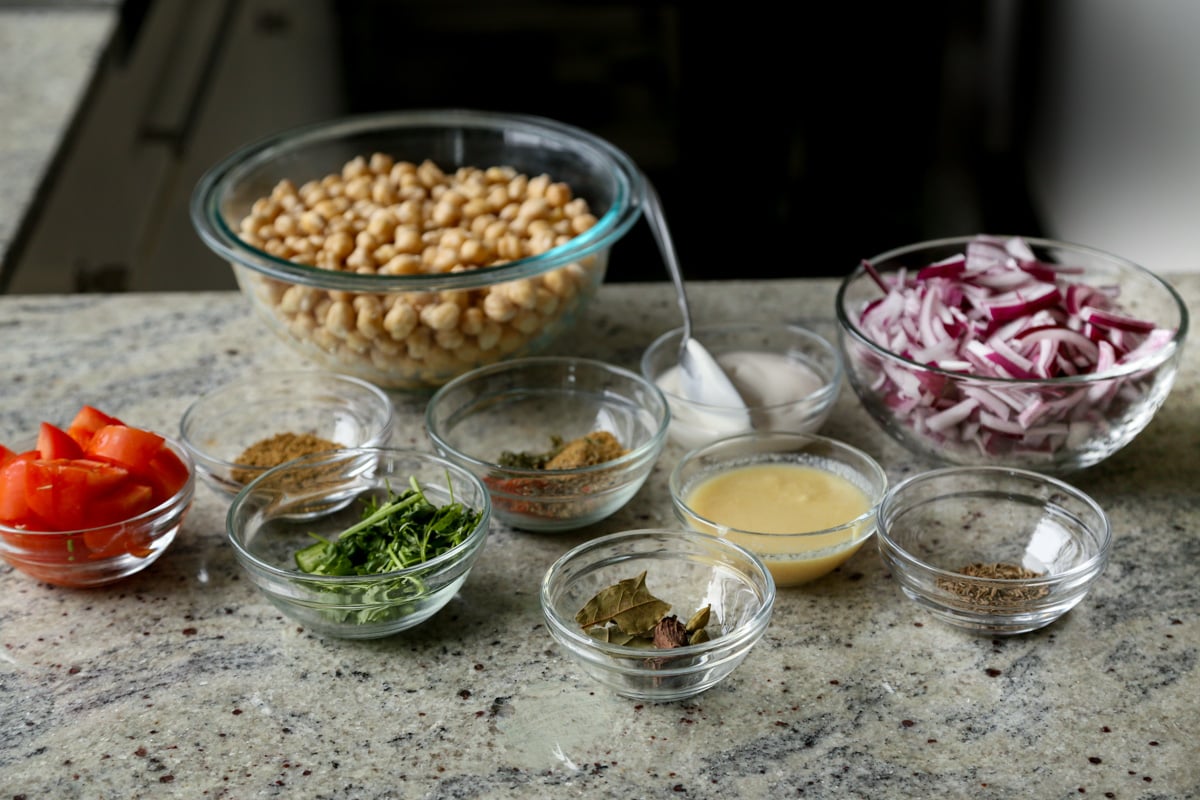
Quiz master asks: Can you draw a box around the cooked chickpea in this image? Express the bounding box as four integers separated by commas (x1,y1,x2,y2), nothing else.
324,231,354,260
346,248,376,271
545,181,572,207
518,197,550,221
420,301,460,331
371,178,398,206
381,254,422,275
342,156,369,181
368,152,394,175
383,301,418,339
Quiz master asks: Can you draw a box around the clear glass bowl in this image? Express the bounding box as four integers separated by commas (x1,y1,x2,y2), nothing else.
540,529,776,702
180,370,395,496
670,431,888,588
0,437,194,588
875,466,1111,635
226,447,491,639
425,356,670,532
191,109,645,390
835,235,1188,473
641,321,843,451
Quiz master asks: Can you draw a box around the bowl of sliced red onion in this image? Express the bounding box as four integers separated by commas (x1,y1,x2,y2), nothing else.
835,235,1188,473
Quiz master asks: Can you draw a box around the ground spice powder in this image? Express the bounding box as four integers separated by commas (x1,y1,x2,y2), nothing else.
937,561,1049,608
232,431,344,484
489,430,630,520
543,431,628,470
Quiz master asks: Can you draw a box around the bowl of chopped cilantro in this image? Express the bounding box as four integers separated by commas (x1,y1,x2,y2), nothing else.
425,356,671,532
226,447,491,638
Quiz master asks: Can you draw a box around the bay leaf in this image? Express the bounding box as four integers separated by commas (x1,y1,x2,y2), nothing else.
586,626,637,646
575,571,672,636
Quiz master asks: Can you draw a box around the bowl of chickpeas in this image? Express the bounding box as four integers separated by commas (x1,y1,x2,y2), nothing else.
190,109,646,390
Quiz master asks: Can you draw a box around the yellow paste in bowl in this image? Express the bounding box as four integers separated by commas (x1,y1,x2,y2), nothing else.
685,463,872,586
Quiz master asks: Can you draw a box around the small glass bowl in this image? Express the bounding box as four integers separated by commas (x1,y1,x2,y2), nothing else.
836,235,1188,473
226,447,491,639
0,437,195,588
875,466,1111,635
425,356,670,532
641,321,843,451
670,431,888,588
540,529,775,702
180,369,395,496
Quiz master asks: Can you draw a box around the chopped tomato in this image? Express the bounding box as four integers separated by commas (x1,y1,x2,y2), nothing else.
86,424,166,475
89,482,155,528
144,446,190,504
0,452,41,526
0,404,190,579
83,506,157,558
37,422,85,461
24,459,132,531
66,404,124,448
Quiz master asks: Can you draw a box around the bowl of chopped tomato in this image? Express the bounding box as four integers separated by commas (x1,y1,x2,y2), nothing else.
835,234,1189,473
0,405,195,588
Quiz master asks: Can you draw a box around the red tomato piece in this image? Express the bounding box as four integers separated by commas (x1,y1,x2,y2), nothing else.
86,425,166,474
144,446,190,504
81,483,156,558
79,525,126,560
37,422,85,461
0,452,41,526
24,459,133,531
65,405,125,448
90,482,155,528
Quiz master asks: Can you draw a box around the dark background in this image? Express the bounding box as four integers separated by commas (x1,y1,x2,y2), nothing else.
6,0,1059,294
331,1,1050,283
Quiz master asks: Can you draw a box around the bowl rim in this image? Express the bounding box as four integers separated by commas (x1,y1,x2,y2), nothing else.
641,320,845,411
539,528,776,658
875,464,1113,587
224,446,491,586
669,430,888,540
179,369,396,475
0,435,196,538
190,108,646,293
424,355,671,479
835,234,1190,384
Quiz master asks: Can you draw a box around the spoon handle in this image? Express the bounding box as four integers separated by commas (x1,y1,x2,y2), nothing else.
643,180,693,345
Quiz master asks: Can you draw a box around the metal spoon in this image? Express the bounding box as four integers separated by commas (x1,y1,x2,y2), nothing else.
642,181,750,415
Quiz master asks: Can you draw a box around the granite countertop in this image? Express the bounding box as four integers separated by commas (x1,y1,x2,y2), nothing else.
1,278,1198,799
0,4,117,288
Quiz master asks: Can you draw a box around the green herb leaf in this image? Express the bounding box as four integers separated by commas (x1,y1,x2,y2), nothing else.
293,473,483,626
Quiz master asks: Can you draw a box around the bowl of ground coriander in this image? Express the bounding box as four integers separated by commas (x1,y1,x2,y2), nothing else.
875,466,1111,635
180,370,395,496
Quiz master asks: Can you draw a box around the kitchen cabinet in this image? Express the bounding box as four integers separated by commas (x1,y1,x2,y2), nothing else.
8,0,343,293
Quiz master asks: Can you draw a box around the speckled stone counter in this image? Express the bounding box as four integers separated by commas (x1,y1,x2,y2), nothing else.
2,278,1198,800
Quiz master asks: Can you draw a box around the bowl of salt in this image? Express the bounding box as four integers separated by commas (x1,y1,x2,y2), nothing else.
640,321,843,450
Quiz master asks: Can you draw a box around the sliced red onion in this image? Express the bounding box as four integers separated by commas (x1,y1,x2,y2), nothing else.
849,235,1178,465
